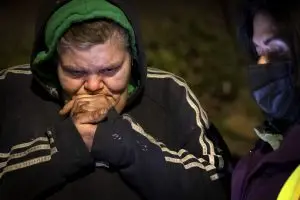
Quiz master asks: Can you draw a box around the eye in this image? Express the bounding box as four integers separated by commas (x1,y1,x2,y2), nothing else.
66,69,87,78
104,68,116,72
100,66,120,76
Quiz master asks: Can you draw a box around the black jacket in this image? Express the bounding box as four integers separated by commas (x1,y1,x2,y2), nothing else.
0,0,231,199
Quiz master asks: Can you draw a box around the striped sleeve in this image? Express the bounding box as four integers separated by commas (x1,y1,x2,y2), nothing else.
0,137,58,179
91,68,230,199
0,64,32,80
147,67,228,179
122,114,223,181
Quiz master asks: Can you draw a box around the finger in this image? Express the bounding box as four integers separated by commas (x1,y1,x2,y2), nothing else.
72,94,111,116
72,96,100,114
80,103,99,112
76,102,90,113
76,109,108,124
71,100,88,116
88,109,108,123
79,95,111,110
74,94,105,101
80,98,110,112
59,100,75,116
73,94,93,100
106,95,116,107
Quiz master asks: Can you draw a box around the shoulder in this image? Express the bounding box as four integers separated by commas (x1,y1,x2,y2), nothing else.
0,64,32,86
0,64,33,90
145,67,194,100
0,64,35,105
145,67,208,123
0,64,32,78
145,67,201,101
146,67,188,88
145,67,187,102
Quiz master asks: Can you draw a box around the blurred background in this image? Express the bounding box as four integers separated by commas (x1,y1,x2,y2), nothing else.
0,0,263,158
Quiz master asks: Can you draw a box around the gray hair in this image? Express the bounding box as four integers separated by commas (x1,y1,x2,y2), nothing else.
57,19,130,54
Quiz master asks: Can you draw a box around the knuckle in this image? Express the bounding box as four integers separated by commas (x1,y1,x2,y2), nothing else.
91,111,99,120
72,114,80,123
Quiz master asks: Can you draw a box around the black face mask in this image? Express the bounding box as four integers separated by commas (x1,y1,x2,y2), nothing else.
248,61,300,125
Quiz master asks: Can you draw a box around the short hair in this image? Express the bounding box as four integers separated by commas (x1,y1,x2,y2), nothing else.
237,0,300,63
57,19,130,54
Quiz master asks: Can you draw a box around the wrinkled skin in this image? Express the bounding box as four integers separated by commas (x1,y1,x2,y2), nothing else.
58,37,131,150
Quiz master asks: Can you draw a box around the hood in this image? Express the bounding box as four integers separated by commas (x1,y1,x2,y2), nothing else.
30,0,146,105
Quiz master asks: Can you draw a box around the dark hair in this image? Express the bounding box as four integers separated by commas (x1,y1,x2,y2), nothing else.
237,0,300,63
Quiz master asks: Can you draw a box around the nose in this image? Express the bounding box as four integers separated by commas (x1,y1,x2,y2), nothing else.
256,45,270,64
258,55,269,64
84,75,104,93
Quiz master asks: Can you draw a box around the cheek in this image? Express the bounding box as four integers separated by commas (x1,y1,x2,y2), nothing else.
58,73,84,95
104,66,131,93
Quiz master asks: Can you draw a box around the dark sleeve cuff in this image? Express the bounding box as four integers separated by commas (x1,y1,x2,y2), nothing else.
91,109,135,168
51,117,94,177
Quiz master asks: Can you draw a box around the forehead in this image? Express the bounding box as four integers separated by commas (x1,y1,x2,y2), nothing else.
59,38,127,68
253,11,277,35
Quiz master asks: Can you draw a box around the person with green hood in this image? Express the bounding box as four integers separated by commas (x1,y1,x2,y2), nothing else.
0,0,231,199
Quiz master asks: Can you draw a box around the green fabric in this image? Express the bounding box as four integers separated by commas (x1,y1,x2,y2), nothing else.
127,84,136,95
33,0,137,65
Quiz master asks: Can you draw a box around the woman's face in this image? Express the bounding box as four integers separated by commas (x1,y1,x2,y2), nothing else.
57,37,132,113
252,11,291,64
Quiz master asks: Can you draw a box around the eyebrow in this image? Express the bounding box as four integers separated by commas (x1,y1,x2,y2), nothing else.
61,63,122,71
61,65,85,70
